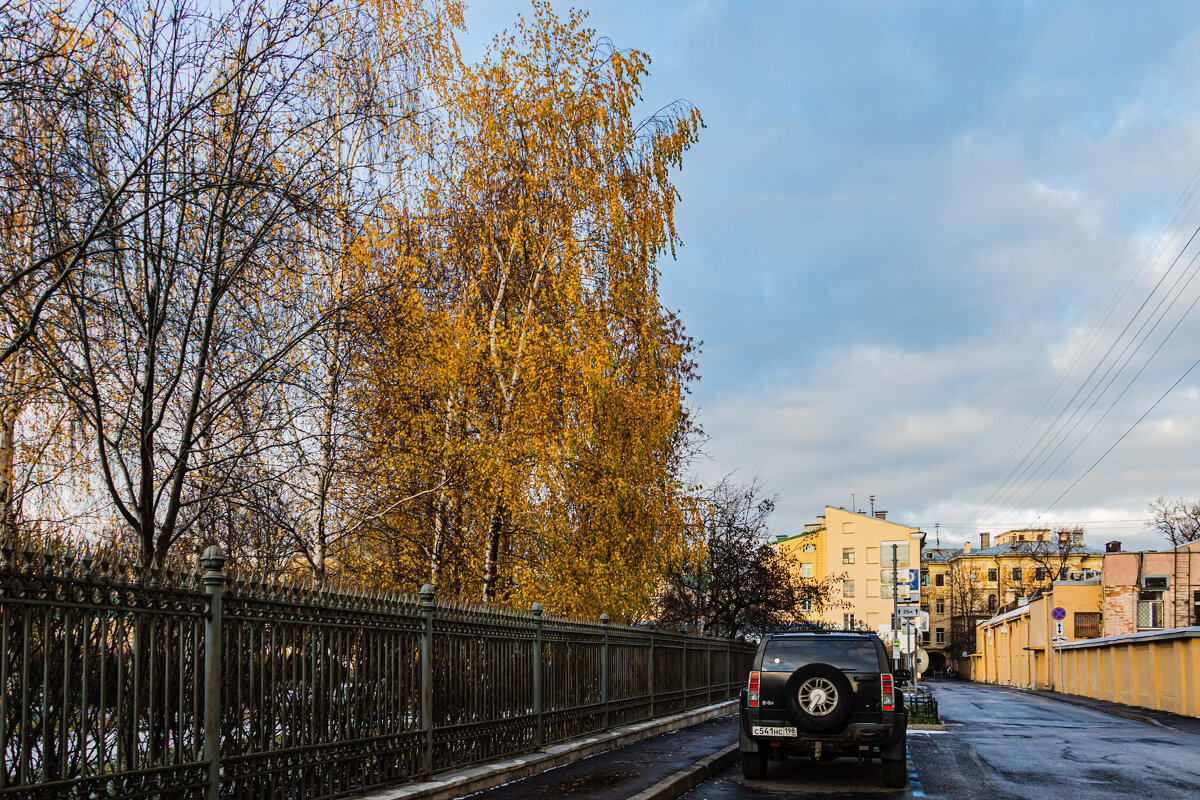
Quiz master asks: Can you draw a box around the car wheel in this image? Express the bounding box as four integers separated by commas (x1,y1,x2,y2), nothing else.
741,750,768,780
882,758,906,788
783,662,855,732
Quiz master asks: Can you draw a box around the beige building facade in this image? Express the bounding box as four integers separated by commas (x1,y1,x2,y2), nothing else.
775,506,923,637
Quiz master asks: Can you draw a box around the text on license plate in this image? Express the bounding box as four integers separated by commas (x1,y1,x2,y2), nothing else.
751,725,797,737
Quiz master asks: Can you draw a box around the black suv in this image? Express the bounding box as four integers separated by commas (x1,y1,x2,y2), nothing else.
738,631,908,787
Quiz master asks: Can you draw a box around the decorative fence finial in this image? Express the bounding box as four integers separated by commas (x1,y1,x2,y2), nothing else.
200,545,226,582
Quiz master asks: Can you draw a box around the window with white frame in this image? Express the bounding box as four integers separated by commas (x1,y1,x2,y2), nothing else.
843,547,855,564
843,579,855,598
801,563,813,579
935,627,946,644
1138,591,1164,628
935,598,945,614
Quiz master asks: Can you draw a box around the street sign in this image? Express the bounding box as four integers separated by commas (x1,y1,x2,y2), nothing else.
897,606,922,619
1051,635,1068,645
1055,620,1065,636
914,649,930,674
1051,607,1066,620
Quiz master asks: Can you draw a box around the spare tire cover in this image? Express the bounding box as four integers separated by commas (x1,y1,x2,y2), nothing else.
783,662,855,732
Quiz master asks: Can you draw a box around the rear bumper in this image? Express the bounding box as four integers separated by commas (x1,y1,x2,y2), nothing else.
739,710,906,755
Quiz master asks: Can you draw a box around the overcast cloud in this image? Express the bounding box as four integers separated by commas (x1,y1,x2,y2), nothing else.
462,1,1200,551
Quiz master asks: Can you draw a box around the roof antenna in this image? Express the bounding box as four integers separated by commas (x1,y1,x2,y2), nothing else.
935,522,940,548
869,495,875,516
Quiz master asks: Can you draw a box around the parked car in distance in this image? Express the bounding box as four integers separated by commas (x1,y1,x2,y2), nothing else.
738,630,908,788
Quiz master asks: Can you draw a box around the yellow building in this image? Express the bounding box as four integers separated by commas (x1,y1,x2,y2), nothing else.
973,576,1103,689
922,529,1104,676
774,506,923,636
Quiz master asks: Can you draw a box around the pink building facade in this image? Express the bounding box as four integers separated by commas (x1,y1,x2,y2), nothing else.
1101,543,1200,636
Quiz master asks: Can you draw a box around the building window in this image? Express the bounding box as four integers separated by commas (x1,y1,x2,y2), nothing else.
935,627,946,644
988,568,997,582
1057,567,1067,580
1011,567,1022,582
935,573,945,587
922,630,931,645
935,598,945,614
1138,592,1164,628
1194,590,1200,626
803,544,815,553
1074,612,1101,639
988,594,998,611
1035,567,1045,582
843,613,856,629
843,547,855,564
843,579,856,598
799,597,813,612
801,563,813,579
921,572,930,587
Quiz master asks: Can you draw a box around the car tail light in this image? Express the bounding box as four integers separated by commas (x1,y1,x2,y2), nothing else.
881,673,894,711
748,671,760,707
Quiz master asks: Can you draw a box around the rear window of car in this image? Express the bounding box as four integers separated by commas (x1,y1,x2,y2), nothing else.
760,638,880,672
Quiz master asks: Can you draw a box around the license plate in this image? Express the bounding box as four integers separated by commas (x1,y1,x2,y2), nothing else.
751,725,797,737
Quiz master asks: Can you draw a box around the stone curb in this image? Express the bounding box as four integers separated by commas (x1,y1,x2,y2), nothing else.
907,723,948,731
356,700,739,800
626,742,739,800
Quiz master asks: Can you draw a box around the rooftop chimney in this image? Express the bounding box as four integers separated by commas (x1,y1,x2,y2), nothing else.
980,532,990,550
875,510,887,520
963,541,971,554
1105,540,1122,553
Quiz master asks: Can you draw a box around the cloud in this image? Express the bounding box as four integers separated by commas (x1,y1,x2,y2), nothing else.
464,1,1200,554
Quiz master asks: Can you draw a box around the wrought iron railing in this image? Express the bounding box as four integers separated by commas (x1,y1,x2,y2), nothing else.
0,543,754,799
904,686,940,722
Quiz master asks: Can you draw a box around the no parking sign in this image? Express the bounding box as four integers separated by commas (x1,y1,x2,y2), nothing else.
1051,606,1066,620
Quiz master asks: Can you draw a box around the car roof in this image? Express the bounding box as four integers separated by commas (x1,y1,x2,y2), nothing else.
767,631,878,638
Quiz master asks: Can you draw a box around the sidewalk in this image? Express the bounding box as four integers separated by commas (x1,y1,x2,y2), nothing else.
464,715,738,800
1020,687,1200,735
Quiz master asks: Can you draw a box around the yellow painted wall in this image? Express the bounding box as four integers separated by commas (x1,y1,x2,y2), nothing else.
1056,630,1200,717
974,583,1102,690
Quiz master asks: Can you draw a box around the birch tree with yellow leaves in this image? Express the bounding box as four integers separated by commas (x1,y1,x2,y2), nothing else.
350,3,705,616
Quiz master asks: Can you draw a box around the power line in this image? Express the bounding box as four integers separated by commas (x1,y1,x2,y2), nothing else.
1031,350,1200,525
967,180,1200,529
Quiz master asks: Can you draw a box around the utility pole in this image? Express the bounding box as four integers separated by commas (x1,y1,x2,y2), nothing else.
891,544,899,670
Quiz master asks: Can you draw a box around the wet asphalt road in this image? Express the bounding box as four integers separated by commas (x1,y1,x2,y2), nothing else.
680,680,1200,800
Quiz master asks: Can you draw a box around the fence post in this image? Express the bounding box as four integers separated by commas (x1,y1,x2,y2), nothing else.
706,638,712,705
201,546,226,800
419,584,436,778
531,603,543,748
682,632,688,708
724,638,731,700
600,613,610,730
648,622,656,720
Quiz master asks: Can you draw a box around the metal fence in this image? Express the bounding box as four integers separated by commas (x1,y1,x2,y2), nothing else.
0,544,754,799
903,686,939,722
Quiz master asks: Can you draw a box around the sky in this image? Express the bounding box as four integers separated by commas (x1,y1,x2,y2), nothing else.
460,1,1200,553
